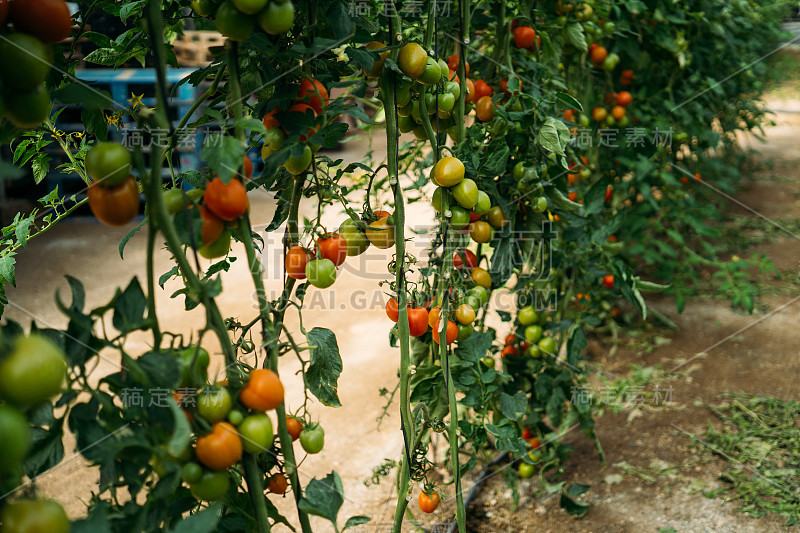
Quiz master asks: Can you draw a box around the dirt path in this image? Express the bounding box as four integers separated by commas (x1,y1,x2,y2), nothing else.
5,100,800,532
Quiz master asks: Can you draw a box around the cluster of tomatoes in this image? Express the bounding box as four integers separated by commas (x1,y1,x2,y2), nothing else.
84,142,141,227
164,355,324,502
284,208,396,288
382,42,472,140
431,156,509,243
501,305,557,360
192,0,295,41
516,428,543,479
261,77,330,176
0,0,72,129
0,333,69,533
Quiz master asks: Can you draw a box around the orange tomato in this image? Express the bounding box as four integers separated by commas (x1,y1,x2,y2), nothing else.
591,107,608,122
285,246,309,280
611,105,626,120
472,79,493,101
263,109,280,129
204,177,248,221
198,206,224,247
465,78,475,103
501,345,517,358
428,306,441,328
87,176,139,227
432,319,458,345
589,46,607,65
242,156,254,180
475,96,495,122
239,369,285,412
513,26,537,49
195,422,243,470
286,416,303,441
447,54,469,75
616,91,632,107
567,191,578,202
563,109,575,122
296,78,328,114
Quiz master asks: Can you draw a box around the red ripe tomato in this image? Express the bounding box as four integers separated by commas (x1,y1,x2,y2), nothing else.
567,191,578,202
504,333,516,345
9,0,73,43
528,437,541,449
446,54,469,75
522,427,532,440
432,319,458,345
602,274,614,288
263,108,280,129
501,345,518,358
386,298,400,322
472,79,493,101
268,474,289,494
242,156,254,180
285,246,310,280
453,249,478,270
616,91,632,107
605,185,613,203
418,491,440,513
286,416,303,441
563,109,575,122
513,26,536,49
204,177,248,221
87,176,140,227
407,307,429,337
694,173,702,181
296,78,328,114
315,233,347,267
680,176,690,185
590,46,608,65
198,206,224,247
287,103,319,141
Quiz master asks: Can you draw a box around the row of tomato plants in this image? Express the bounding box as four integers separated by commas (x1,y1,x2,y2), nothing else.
0,0,787,531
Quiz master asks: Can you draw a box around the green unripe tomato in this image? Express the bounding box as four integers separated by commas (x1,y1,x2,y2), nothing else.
190,471,230,501
480,356,495,368
197,387,233,423
181,462,203,483
437,92,456,113
532,196,548,213
0,406,30,473
472,191,491,216
464,295,481,310
339,218,370,256
216,1,256,41
227,410,244,426
418,57,442,85
524,325,543,343
452,178,478,209
445,81,460,100
527,344,541,358
238,414,274,453
398,115,415,133
449,206,471,229
456,323,473,342
257,0,295,35
469,286,489,306
284,145,312,175
538,336,557,354
0,335,67,406
518,306,539,325
85,142,132,186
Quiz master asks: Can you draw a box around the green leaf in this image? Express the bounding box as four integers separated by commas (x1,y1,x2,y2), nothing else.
566,327,587,369
565,483,590,497
0,252,16,287
298,472,344,525
112,278,147,333
556,92,583,111
536,117,571,155
166,396,193,458
266,180,293,232
346,46,376,73
499,392,527,421
454,330,493,362
234,117,267,134
167,503,222,533
343,516,371,530
31,154,50,184
119,0,144,23
560,491,591,517
52,83,114,110
82,108,108,141
305,328,343,407
14,214,34,248
565,23,588,51
326,1,354,39
71,502,112,533
635,278,671,293
119,218,146,259
201,134,245,182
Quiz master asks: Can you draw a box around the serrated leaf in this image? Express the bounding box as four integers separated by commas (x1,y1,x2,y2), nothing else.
565,23,588,51
305,328,343,407
499,392,527,421
201,134,245,182
31,155,50,184
0,252,16,287
167,503,222,533
298,472,344,525
14,215,34,248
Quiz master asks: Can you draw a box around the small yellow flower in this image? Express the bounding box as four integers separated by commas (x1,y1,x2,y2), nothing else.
128,93,145,109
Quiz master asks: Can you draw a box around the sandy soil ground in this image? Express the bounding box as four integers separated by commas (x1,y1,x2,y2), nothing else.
4,95,800,532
